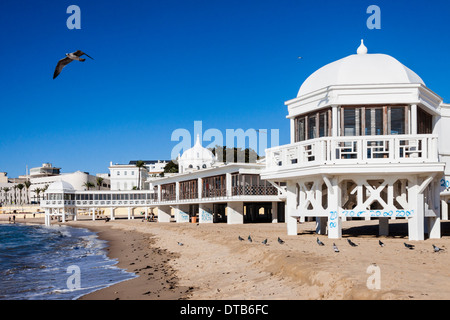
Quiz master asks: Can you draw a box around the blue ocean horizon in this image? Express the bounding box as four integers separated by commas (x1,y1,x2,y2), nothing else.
0,223,136,300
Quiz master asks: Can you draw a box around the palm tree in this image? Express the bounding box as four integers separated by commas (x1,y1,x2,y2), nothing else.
96,177,104,190
135,160,146,190
83,182,95,190
12,185,17,204
17,184,24,204
24,180,31,204
34,187,42,203
3,187,10,204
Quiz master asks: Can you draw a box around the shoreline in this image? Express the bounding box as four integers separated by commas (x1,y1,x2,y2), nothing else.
3,216,450,300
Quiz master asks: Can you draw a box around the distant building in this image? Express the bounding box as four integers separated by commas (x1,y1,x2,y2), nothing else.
109,160,169,190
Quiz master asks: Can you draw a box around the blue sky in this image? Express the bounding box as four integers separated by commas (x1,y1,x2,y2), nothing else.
0,0,449,177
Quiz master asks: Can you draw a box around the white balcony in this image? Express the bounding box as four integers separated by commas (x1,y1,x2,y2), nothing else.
263,134,441,178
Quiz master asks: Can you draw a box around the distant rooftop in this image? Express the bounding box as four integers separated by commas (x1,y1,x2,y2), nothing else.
128,160,170,165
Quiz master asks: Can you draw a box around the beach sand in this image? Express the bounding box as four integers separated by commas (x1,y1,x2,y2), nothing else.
55,218,450,300
3,215,450,300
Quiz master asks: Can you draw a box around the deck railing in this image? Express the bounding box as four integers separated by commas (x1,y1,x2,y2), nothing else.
265,134,439,171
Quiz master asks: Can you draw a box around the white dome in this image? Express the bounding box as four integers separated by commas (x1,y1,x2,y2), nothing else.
178,135,216,173
46,180,75,193
297,40,425,97
179,135,215,162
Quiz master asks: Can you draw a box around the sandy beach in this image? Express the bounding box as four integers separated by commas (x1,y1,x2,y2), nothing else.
62,218,450,300
3,215,450,300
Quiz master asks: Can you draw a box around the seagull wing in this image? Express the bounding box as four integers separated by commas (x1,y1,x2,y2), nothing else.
74,50,94,60
53,57,73,79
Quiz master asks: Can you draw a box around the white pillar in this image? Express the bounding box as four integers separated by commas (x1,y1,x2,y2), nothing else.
226,173,232,197
332,105,339,137
128,207,131,220
144,207,148,220
227,202,244,224
62,208,66,223
379,217,389,236
73,208,77,221
411,104,417,135
286,181,298,235
441,199,449,220
327,177,342,239
408,180,424,241
175,205,190,223
157,206,171,222
272,202,278,223
199,203,214,223
92,208,96,221
110,207,115,220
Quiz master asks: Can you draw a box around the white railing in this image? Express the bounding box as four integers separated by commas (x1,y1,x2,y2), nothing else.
266,134,439,171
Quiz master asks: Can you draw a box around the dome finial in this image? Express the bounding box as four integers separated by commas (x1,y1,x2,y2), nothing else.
357,39,368,55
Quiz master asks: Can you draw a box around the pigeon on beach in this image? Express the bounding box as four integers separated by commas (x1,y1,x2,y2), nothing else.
53,50,94,79
277,237,285,244
238,236,244,241
177,242,184,246
347,239,358,247
248,235,252,243
316,237,325,246
433,244,444,252
378,240,385,247
333,243,339,253
262,239,268,245
404,242,415,250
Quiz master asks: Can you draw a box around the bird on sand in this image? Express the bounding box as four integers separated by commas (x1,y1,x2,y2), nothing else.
347,239,358,247
177,242,184,246
378,240,385,247
262,239,268,245
53,50,94,79
316,237,325,246
238,236,244,241
404,242,415,250
333,243,340,253
433,244,444,252
277,237,285,244
248,235,252,243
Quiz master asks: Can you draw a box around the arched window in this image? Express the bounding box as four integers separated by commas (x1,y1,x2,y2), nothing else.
202,164,207,169
188,164,193,169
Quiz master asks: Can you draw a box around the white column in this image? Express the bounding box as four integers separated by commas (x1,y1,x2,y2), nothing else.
144,207,148,220
226,173,232,197
227,202,244,224
45,208,50,226
332,105,339,137
175,182,180,202
442,199,449,220
272,202,278,223
411,104,417,135
175,205,189,223
110,207,115,220
92,208,96,221
286,181,298,235
198,178,203,199
327,177,342,239
199,203,214,223
127,207,131,220
73,208,77,221
157,206,171,223
62,208,66,223
408,178,424,241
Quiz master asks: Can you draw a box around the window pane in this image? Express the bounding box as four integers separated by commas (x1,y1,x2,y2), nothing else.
319,112,327,137
390,107,405,135
308,115,316,139
365,108,383,135
343,108,356,136
298,118,305,142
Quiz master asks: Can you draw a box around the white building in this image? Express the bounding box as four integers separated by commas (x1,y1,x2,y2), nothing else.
261,40,447,241
109,160,169,190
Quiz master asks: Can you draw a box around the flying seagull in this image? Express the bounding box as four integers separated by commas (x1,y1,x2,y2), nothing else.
347,239,358,247
317,237,325,246
277,237,285,245
333,243,340,253
53,50,94,79
433,244,444,253
378,240,385,247
404,242,415,250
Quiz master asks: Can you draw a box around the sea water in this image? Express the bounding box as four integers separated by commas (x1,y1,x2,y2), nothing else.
0,223,136,300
